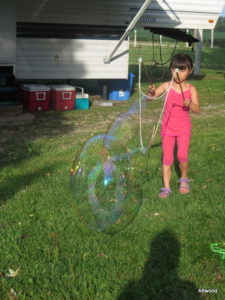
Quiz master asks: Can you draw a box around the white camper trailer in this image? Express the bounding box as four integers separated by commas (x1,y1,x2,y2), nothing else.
0,0,224,80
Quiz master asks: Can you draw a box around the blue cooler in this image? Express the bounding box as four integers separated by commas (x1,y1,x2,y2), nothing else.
108,73,135,101
75,87,89,110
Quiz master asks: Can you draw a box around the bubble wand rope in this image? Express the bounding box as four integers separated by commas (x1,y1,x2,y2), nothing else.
146,75,174,150
138,57,175,152
138,57,144,151
138,57,163,151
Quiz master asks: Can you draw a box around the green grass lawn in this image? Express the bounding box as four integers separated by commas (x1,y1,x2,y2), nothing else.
0,46,225,299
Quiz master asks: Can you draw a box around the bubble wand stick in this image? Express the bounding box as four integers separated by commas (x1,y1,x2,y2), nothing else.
175,68,186,102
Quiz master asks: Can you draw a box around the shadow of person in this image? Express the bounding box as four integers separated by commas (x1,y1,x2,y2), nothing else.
118,230,200,300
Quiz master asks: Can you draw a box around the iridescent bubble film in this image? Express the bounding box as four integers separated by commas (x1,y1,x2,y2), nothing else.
105,97,148,152
70,135,142,233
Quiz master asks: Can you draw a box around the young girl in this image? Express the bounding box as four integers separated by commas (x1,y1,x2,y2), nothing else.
148,54,200,198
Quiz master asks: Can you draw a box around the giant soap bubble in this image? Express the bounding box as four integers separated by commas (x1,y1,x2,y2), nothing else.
105,96,148,152
70,134,142,233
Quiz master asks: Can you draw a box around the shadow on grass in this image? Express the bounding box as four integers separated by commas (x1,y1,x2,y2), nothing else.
118,230,200,300
201,49,225,71
0,165,55,206
191,74,206,81
0,111,75,168
216,71,225,79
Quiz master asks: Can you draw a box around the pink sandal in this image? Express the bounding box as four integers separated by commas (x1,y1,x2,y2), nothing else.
179,178,190,194
159,187,172,198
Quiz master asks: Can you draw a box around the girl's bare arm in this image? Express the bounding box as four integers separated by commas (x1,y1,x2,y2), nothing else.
189,85,200,113
147,82,168,99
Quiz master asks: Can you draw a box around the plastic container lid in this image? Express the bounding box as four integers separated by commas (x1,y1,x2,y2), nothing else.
76,93,89,98
49,84,75,91
21,84,50,91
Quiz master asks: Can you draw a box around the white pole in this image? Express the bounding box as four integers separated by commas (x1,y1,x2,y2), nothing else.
159,35,162,45
211,29,214,48
104,0,153,63
186,29,189,47
134,30,137,47
194,29,203,76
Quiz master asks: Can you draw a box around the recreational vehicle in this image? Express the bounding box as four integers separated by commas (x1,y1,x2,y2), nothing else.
0,0,224,81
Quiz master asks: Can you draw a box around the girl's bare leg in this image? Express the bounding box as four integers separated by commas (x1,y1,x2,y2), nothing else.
179,161,190,193
162,164,172,189
179,161,189,179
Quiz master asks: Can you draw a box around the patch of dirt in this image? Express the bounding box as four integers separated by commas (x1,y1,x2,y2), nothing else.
192,103,225,119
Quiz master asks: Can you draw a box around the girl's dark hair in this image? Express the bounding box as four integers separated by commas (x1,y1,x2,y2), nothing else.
170,54,193,70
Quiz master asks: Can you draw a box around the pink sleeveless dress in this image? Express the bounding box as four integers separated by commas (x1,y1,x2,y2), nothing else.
161,83,192,137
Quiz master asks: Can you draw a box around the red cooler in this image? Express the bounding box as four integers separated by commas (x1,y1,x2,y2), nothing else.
49,85,75,111
21,84,50,112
